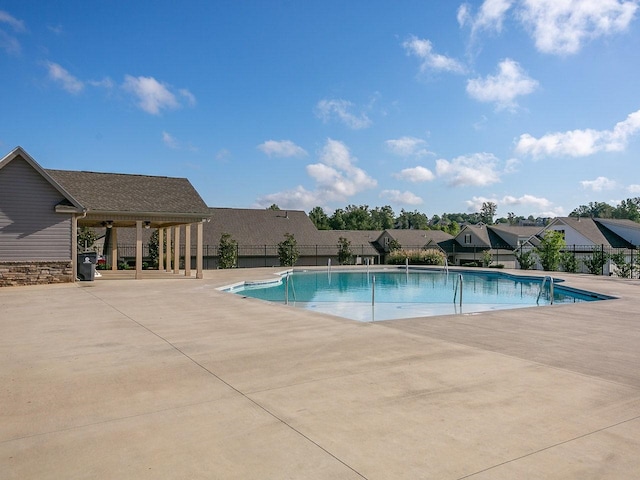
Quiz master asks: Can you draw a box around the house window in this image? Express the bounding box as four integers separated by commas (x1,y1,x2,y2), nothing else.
464,234,472,244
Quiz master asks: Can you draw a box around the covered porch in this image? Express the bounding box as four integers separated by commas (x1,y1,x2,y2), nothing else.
77,214,206,280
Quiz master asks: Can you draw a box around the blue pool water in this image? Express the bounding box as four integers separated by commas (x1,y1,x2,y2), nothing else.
227,269,608,322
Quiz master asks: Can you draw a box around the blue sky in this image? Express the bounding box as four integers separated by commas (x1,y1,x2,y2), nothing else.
2,1,640,219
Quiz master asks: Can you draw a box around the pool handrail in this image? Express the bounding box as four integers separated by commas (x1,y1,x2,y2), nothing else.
453,273,463,307
537,276,554,305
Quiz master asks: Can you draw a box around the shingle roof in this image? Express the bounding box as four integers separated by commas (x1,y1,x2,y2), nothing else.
382,229,453,247
551,217,633,248
46,169,209,215
204,208,322,245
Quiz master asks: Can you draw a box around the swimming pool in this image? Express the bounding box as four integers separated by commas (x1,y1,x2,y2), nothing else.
225,268,610,322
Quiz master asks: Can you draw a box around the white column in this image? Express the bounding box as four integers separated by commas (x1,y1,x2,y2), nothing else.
184,224,192,277
72,215,78,282
158,228,164,271
196,221,204,279
111,227,118,271
173,225,180,274
135,220,143,279
166,226,172,272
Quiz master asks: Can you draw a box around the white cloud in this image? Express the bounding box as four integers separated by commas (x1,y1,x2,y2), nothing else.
466,58,538,110
122,75,191,115
501,194,552,209
314,99,372,129
518,0,639,55
257,139,377,210
179,88,197,107
458,0,515,35
516,108,640,158
628,184,640,193
45,61,84,94
380,190,424,206
0,10,25,55
435,152,502,187
87,77,114,89
581,176,617,191
257,140,307,158
385,136,431,156
162,131,179,149
393,166,435,183
402,36,466,74
465,193,552,213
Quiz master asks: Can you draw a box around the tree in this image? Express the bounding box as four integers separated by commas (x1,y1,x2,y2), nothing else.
267,204,280,210
395,209,429,229
337,237,352,265
535,230,566,271
309,206,330,230
613,198,640,222
370,205,395,230
277,233,299,267
148,229,161,268
610,251,638,278
479,202,497,225
77,226,97,252
583,248,609,275
343,204,373,230
560,251,579,273
218,233,238,269
514,249,536,270
329,208,347,230
446,221,461,236
569,201,614,219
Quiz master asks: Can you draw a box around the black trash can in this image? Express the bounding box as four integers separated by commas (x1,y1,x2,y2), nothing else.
77,252,97,281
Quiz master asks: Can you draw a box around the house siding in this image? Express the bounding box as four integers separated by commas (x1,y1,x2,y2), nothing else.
0,156,72,262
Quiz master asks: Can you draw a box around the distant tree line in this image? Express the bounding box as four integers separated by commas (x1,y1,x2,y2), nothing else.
300,197,640,233
569,197,640,222
305,202,539,235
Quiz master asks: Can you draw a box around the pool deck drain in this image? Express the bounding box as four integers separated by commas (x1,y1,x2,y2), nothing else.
2,267,640,479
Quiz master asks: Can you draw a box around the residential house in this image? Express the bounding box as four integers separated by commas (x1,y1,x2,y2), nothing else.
0,146,210,286
543,217,635,274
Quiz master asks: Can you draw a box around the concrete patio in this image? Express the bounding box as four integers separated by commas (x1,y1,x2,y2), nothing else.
2,268,640,479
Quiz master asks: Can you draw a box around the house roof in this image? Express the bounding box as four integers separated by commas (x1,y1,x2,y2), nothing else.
204,208,322,246
488,225,543,247
46,169,210,216
379,229,453,247
549,217,633,248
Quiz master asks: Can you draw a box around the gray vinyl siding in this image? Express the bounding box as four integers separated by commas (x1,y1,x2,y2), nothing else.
0,156,72,261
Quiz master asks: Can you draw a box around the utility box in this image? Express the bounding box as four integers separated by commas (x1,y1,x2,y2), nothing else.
77,252,97,281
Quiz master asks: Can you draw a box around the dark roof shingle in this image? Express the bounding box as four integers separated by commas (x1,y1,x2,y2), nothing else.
46,169,209,215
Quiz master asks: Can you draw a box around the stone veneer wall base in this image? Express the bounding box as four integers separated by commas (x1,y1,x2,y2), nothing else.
0,261,73,287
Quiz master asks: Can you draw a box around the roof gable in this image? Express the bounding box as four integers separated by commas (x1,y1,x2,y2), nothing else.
1,147,83,211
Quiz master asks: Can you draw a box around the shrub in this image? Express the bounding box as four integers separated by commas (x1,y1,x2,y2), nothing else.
387,248,446,266
560,251,579,273
610,252,637,278
337,236,353,265
218,233,238,269
583,248,609,275
535,231,566,271
277,233,300,267
514,249,536,270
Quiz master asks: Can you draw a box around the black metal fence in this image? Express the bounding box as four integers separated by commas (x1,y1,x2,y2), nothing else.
108,244,381,270
105,243,639,278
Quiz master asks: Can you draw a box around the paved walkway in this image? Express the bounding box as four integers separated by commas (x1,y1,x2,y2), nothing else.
2,268,640,479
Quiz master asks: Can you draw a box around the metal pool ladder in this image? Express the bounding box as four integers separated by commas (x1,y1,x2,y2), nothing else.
536,276,554,305
453,274,463,307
